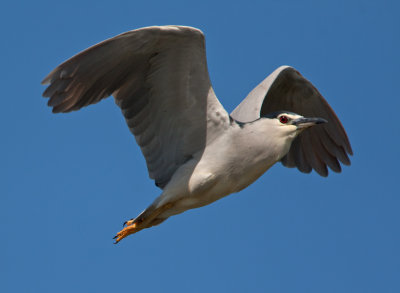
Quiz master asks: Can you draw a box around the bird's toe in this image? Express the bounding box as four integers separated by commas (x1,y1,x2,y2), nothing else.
113,223,140,244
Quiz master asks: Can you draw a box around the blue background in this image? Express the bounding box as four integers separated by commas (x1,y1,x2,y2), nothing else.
2,1,399,292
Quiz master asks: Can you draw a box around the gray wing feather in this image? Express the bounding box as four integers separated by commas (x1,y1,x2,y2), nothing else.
231,66,352,176
42,26,229,188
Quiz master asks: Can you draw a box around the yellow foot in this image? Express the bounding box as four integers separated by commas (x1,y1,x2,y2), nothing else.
123,219,135,227
114,203,174,244
113,222,141,244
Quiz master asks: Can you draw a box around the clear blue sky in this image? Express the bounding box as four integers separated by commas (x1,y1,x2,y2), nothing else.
2,1,399,292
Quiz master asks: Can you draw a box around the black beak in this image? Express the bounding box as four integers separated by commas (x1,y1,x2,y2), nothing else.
292,117,327,129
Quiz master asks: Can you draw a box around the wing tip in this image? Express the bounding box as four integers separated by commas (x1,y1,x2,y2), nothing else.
41,75,51,85
347,145,354,156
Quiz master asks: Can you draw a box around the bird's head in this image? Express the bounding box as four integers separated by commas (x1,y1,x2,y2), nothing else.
263,111,327,140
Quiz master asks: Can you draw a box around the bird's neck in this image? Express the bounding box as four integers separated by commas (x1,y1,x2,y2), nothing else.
234,118,296,164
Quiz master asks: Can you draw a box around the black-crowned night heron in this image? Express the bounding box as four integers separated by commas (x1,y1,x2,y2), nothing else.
41,26,352,243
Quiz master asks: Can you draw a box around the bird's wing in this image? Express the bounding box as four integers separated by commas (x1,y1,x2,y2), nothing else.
42,26,230,189
230,66,352,177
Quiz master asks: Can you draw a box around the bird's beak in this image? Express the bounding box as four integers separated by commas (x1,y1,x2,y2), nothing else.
293,117,327,129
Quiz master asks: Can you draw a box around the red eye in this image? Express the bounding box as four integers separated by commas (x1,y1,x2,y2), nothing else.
279,115,288,124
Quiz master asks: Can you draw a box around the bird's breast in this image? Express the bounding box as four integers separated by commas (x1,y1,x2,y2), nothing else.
187,134,277,200
163,124,289,211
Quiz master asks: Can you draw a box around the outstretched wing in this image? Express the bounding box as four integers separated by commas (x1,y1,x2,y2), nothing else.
42,26,230,188
231,66,352,177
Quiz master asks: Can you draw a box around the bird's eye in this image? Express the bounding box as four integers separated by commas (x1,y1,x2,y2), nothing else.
279,115,289,124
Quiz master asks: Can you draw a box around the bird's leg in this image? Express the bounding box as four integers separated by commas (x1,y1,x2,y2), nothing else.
113,202,173,244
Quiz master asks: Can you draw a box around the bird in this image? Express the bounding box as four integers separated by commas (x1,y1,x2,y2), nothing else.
41,25,352,243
